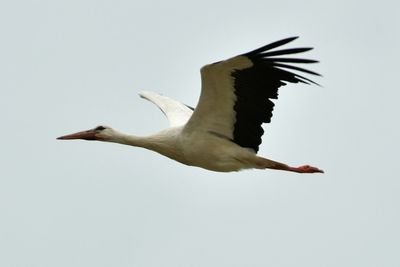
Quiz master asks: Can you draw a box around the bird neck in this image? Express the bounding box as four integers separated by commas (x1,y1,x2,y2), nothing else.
107,131,155,149
106,129,181,156
105,128,186,164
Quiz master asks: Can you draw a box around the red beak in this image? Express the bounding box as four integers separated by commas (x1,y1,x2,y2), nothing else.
57,129,98,140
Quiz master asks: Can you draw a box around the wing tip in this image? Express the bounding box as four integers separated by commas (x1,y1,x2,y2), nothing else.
244,36,301,57
287,36,300,41
138,90,149,98
139,90,163,99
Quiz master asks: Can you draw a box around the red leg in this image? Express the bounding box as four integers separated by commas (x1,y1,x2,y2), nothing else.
286,165,324,173
255,157,324,174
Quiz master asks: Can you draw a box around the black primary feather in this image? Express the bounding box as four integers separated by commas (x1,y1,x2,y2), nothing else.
231,37,320,152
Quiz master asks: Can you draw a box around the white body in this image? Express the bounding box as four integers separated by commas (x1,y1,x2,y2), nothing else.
107,125,266,172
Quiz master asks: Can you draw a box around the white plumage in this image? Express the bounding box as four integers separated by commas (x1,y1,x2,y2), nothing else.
139,91,193,127
58,37,323,173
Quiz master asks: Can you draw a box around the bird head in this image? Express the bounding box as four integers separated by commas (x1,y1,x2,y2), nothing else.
57,125,114,141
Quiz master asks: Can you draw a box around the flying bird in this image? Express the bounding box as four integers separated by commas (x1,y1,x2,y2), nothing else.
58,37,323,173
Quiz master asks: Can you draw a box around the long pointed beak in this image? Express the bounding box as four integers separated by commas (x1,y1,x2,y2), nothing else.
57,129,98,140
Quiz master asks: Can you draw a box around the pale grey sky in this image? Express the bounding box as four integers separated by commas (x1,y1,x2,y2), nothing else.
1,0,399,266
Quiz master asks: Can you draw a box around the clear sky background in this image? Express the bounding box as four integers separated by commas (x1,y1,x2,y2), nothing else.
1,0,399,266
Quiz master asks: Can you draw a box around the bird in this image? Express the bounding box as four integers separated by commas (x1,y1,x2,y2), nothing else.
58,36,323,173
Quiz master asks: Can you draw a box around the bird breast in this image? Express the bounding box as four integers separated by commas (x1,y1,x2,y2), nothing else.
179,130,257,172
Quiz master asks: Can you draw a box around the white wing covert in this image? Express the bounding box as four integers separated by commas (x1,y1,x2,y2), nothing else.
139,91,194,127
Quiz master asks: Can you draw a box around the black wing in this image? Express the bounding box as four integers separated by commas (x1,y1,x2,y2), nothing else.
231,36,320,152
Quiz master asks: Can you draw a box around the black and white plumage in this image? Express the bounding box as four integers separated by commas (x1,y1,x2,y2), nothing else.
58,37,323,173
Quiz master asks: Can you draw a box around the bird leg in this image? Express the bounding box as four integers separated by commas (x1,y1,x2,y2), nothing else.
256,157,324,173
285,165,324,173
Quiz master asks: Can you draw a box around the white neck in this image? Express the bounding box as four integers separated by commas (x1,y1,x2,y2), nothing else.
105,128,185,163
108,131,146,147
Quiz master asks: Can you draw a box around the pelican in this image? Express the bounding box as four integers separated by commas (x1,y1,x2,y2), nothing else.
58,37,323,173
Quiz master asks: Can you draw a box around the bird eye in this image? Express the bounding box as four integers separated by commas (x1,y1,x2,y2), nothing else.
95,126,106,131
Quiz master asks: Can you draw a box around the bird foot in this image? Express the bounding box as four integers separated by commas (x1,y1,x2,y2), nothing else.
288,165,324,173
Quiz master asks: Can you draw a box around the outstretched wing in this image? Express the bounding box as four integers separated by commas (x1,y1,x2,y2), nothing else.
184,37,320,153
139,91,194,127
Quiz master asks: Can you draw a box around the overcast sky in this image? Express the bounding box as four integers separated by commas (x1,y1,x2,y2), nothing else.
1,0,399,266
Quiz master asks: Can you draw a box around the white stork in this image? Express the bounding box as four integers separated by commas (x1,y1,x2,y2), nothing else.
58,37,323,173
